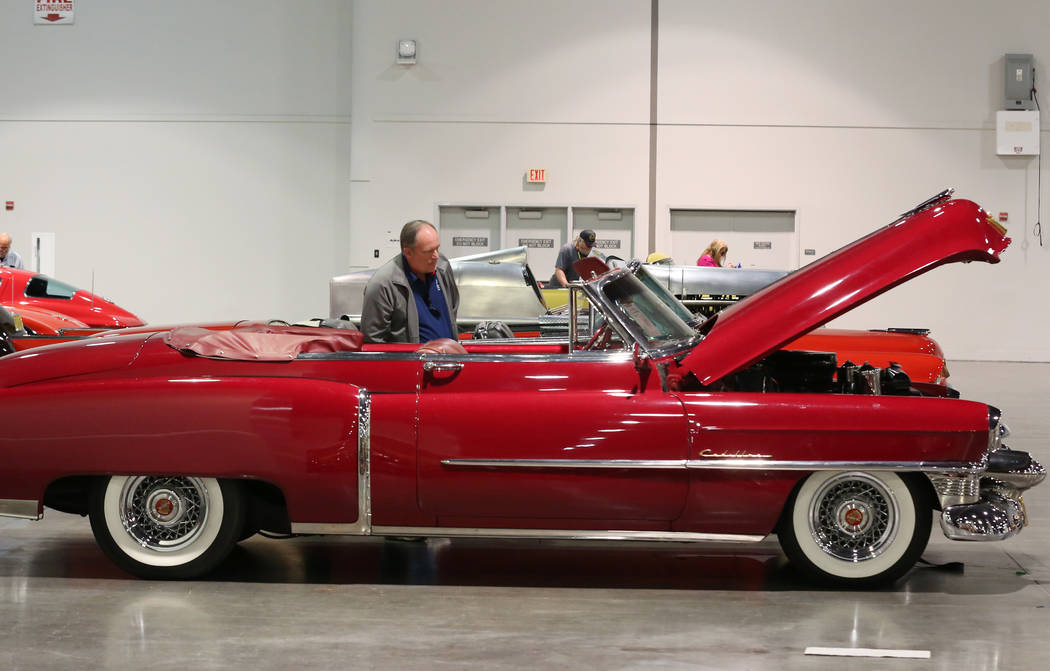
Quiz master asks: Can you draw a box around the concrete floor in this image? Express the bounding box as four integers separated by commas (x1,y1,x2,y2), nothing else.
1,361,1048,670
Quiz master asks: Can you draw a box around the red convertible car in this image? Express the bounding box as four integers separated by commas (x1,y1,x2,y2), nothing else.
1,267,144,330
0,191,1042,586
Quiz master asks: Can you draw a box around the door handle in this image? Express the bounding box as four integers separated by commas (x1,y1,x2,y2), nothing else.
423,361,464,373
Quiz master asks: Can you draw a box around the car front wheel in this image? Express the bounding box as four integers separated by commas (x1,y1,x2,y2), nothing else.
89,475,244,579
778,470,931,587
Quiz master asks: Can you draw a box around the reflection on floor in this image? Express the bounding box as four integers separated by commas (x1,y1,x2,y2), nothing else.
1,362,1048,670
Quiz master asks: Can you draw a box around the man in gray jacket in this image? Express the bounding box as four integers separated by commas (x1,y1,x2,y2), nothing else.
360,220,459,344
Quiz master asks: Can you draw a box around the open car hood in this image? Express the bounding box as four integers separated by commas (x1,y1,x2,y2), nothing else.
678,193,1010,386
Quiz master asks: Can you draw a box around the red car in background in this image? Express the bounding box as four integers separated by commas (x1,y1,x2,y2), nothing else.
4,303,89,334
0,267,143,331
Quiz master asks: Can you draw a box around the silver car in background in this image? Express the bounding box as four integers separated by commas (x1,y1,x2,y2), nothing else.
330,247,786,331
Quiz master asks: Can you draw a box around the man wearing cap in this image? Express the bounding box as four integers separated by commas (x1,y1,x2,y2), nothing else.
550,229,603,287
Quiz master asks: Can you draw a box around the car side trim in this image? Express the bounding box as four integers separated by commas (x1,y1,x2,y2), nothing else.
440,458,984,473
373,526,764,543
0,498,42,520
288,522,764,543
343,389,371,535
292,393,981,538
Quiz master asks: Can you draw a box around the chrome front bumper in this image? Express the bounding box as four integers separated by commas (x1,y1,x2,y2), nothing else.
940,457,1045,541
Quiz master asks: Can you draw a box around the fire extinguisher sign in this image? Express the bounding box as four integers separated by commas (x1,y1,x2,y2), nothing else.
34,1,75,25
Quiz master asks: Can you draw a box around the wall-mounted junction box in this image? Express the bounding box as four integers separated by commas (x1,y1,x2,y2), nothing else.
996,110,1040,156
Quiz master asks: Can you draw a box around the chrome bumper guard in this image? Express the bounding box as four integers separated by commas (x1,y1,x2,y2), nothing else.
940,457,1045,541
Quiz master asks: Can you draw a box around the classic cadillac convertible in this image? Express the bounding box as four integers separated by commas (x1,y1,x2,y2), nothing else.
0,191,1043,586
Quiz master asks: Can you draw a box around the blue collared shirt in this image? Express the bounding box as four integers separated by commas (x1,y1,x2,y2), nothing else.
403,258,454,342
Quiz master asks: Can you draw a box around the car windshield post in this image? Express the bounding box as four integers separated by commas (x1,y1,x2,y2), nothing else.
568,284,579,350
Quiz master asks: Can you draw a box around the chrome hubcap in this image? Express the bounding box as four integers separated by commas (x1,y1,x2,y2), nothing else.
118,477,209,551
809,473,899,562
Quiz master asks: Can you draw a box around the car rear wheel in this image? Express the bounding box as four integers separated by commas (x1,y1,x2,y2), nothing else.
89,475,244,579
778,470,931,587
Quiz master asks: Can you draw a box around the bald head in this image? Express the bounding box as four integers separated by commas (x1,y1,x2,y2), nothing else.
0,234,11,258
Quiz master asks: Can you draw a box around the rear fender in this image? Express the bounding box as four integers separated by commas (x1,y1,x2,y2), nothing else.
0,376,363,524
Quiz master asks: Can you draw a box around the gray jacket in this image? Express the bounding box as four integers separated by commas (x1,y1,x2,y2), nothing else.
360,254,459,344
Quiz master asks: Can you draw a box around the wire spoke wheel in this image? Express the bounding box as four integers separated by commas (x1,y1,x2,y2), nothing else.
119,476,210,552
90,475,244,579
809,473,899,563
779,470,931,587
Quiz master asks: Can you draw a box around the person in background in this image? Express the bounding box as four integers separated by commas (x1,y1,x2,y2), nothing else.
0,233,24,269
696,239,728,267
551,229,602,287
360,220,460,344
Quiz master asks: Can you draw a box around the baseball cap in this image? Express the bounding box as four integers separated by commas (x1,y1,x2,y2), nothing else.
580,229,597,247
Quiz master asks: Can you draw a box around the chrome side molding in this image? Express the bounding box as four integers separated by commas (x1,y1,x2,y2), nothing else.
442,457,984,473
373,526,763,543
287,522,764,544
0,498,42,520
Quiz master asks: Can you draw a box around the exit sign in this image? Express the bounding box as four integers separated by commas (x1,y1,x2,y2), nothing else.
526,169,546,183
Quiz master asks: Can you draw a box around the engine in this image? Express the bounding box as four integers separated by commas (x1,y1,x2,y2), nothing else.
715,349,914,395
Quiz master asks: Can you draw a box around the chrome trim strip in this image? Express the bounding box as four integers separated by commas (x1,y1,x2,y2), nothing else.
352,389,373,533
297,352,423,361
296,351,631,363
568,284,579,350
894,187,954,222
289,522,764,542
442,457,984,473
444,458,687,469
293,389,373,535
686,460,983,472
0,498,42,520
433,352,632,364
292,522,363,534
372,526,764,544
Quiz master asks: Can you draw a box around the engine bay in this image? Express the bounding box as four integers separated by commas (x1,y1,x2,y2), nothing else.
711,349,916,395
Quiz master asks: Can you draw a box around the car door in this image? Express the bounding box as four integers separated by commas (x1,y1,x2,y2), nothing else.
415,351,689,527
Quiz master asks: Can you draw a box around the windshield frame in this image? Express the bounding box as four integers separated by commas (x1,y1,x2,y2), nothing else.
629,261,706,329
581,267,699,358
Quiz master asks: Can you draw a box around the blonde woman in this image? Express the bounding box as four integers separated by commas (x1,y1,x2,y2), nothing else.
696,239,728,267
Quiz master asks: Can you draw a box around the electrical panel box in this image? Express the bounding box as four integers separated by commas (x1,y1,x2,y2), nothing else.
996,110,1040,155
1005,53,1036,110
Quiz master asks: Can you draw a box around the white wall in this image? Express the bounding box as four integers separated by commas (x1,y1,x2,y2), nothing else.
0,1,352,323
348,0,653,269
656,0,1050,361
351,0,1050,361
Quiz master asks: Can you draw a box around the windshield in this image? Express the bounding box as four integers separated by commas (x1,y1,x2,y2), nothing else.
634,265,705,328
600,272,697,349
24,275,77,299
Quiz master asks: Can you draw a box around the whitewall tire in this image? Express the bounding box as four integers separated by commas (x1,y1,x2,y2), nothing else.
89,475,244,579
778,470,932,587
